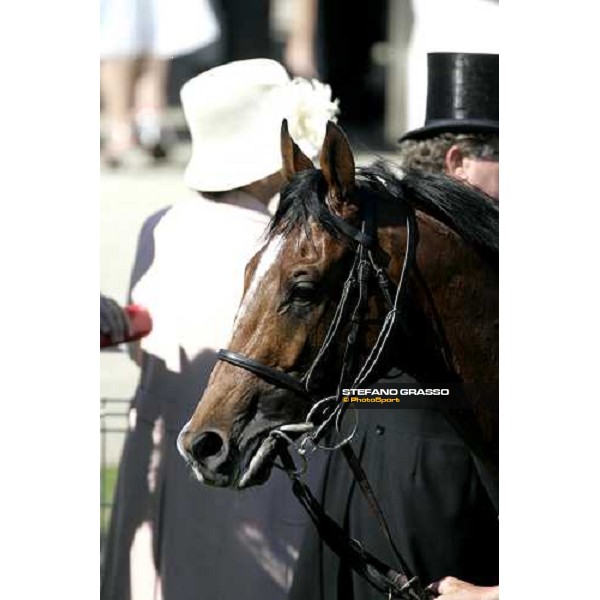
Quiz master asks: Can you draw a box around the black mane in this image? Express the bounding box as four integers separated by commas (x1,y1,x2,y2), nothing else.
269,161,499,261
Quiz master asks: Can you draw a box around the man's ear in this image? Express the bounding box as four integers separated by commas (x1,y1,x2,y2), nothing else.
281,119,314,181
445,144,467,181
319,121,356,216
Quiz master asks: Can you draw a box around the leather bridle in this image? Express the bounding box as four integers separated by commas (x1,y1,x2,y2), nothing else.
217,187,416,403
216,187,436,599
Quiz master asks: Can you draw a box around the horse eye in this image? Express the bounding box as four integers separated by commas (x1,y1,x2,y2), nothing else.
290,280,316,303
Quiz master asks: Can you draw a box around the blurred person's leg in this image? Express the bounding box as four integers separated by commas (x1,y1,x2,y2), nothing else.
285,0,319,78
135,56,172,160
101,57,138,166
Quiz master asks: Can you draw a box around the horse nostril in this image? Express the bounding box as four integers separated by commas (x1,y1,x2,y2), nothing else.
190,431,225,464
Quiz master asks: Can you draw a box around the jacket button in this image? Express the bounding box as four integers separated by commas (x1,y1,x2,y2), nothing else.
375,425,385,436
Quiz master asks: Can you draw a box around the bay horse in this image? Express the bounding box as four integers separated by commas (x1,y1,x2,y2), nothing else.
177,120,498,594
178,119,498,485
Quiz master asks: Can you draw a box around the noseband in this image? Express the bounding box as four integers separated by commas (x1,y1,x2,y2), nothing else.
215,189,436,599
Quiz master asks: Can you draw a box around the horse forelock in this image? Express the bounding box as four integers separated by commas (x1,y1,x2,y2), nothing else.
268,169,346,243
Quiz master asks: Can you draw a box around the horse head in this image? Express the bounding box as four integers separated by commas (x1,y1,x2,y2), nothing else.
178,120,498,489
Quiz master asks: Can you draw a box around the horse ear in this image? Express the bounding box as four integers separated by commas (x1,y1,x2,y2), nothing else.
320,121,356,214
281,119,314,182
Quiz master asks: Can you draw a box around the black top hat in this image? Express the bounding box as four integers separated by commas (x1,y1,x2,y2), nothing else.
398,52,498,142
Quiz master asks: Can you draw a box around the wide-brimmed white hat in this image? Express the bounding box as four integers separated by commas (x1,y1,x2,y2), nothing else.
181,59,339,192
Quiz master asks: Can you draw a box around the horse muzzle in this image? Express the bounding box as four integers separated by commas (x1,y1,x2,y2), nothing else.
177,424,236,487
177,418,290,489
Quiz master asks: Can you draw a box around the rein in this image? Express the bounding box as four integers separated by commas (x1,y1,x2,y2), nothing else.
216,189,435,599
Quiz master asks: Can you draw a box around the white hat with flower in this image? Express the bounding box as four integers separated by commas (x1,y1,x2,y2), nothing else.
181,59,339,192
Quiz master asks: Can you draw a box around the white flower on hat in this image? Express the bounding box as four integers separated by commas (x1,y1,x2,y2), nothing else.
284,78,340,159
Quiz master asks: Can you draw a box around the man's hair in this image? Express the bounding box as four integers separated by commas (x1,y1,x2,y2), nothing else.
398,133,499,174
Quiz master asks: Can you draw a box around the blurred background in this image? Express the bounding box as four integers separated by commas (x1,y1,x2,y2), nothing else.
100,0,498,543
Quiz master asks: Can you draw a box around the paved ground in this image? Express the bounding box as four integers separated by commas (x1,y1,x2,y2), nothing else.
100,139,397,464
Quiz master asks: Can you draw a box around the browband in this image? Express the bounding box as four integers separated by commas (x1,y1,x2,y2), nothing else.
329,212,375,247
